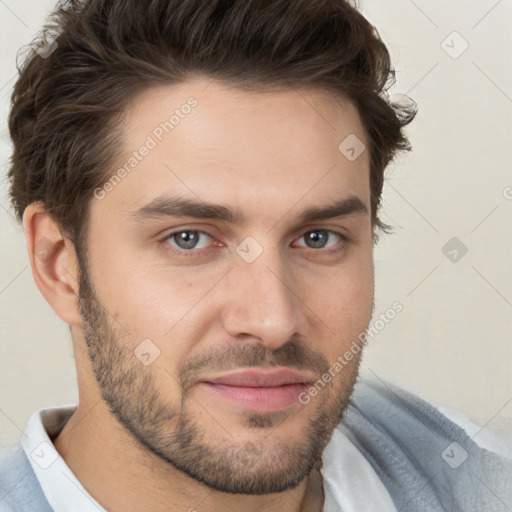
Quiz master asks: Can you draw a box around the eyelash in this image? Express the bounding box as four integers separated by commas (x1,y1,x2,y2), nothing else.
160,229,350,257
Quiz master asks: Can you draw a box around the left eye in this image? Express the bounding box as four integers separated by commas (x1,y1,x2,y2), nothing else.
166,230,213,250
295,230,343,250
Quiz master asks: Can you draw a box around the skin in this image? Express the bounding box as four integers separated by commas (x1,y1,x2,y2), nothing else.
24,76,374,512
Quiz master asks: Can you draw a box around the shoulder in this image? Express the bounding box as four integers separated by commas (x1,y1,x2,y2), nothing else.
0,444,52,512
340,378,512,512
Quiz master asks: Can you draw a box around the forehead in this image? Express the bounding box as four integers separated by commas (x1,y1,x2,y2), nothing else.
98,77,370,221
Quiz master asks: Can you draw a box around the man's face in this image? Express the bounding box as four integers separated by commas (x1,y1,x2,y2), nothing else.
78,77,374,494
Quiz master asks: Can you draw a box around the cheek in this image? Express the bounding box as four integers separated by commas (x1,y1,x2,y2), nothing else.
103,265,223,345
325,280,373,333
306,254,374,347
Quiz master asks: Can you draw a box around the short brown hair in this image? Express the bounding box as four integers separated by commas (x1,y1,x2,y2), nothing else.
8,0,416,250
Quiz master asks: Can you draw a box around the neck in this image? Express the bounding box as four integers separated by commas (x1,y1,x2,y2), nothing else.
53,400,324,512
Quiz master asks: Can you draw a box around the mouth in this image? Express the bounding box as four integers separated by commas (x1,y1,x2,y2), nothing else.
199,367,314,413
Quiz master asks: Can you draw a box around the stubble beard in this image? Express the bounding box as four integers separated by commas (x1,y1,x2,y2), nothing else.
76,258,362,495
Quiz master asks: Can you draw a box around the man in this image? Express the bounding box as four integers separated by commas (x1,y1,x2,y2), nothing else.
0,0,510,511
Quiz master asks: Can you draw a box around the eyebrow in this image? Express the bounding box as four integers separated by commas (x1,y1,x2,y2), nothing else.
130,194,368,225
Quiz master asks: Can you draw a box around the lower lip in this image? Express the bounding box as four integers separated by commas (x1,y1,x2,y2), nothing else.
200,382,308,412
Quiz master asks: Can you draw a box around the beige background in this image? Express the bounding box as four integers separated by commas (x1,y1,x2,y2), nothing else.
1,0,511,448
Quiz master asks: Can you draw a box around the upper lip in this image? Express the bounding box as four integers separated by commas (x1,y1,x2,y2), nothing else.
202,367,315,388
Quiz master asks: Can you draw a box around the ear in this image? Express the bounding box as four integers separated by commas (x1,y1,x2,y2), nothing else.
23,202,82,326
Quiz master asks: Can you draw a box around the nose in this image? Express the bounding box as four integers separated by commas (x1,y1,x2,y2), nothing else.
220,245,306,350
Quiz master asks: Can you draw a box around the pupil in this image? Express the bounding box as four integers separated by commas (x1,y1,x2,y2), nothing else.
177,231,198,249
307,231,327,248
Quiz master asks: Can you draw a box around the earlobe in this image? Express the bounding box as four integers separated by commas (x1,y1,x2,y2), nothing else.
23,202,82,326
